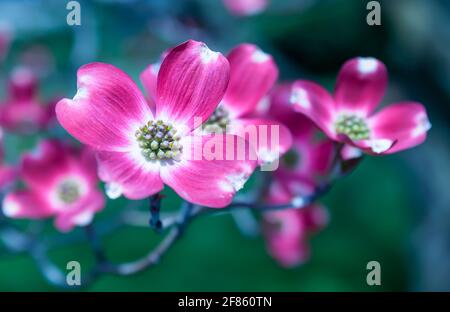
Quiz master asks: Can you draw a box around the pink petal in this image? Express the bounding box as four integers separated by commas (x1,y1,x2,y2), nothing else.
368,102,430,154
54,191,105,232
223,0,268,16
96,150,164,200
56,62,153,151
263,204,328,268
140,62,160,102
20,140,71,192
0,165,16,189
222,44,278,118
2,190,53,219
160,134,257,208
155,40,230,133
229,117,292,165
8,67,38,101
290,80,337,139
334,57,387,116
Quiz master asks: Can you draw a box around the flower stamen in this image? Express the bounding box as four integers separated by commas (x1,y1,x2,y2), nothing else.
136,120,182,161
335,115,370,140
57,180,80,204
204,106,229,133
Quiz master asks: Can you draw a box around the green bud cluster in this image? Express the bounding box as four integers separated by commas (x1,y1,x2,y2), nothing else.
135,120,182,161
58,180,80,204
204,106,229,133
335,115,370,140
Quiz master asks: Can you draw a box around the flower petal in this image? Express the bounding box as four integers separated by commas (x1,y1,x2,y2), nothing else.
140,62,160,102
96,150,164,200
160,134,257,207
290,80,336,139
368,102,430,154
229,117,292,166
2,191,53,219
56,62,153,151
155,40,229,132
334,57,387,115
20,140,71,192
223,0,268,16
222,44,278,118
54,191,105,232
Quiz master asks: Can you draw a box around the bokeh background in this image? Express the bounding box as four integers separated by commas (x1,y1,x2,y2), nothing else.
0,0,449,291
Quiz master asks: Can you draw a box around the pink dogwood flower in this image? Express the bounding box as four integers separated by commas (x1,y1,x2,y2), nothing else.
2,140,105,232
0,67,55,133
268,83,334,189
257,83,333,267
263,181,328,268
223,0,268,16
290,57,431,154
141,43,292,167
56,40,257,207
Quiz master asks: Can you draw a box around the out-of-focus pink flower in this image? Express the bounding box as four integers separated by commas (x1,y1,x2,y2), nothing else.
263,180,328,268
290,57,431,154
141,43,292,167
0,23,12,62
223,0,268,16
258,83,333,267
56,40,257,208
2,140,105,232
0,67,55,133
268,83,334,189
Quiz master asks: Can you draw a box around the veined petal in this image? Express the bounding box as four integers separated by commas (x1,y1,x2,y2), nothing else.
160,134,257,208
223,44,278,118
229,117,292,165
156,40,230,133
96,150,164,200
290,80,337,139
2,191,53,219
334,57,387,116
368,102,430,154
140,61,160,102
56,62,153,151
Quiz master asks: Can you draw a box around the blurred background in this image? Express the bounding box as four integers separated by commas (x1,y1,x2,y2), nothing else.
0,0,449,291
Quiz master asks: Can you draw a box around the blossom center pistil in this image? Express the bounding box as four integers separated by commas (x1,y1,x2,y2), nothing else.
135,120,182,161
335,115,370,140
204,106,229,133
57,180,80,204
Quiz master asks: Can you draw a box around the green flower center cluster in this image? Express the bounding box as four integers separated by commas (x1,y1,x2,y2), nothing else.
136,120,182,161
58,180,80,204
335,115,370,140
204,106,229,133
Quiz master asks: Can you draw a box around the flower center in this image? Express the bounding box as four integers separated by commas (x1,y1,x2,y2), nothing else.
57,180,80,204
335,115,370,140
135,120,182,161
204,106,229,133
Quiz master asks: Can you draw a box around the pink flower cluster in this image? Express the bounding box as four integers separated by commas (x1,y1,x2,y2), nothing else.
0,39,430,267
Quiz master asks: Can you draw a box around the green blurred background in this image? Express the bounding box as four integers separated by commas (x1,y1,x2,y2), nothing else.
0,0,448,291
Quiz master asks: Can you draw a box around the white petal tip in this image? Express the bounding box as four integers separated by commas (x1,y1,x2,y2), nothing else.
2,200,20,217
369,139,393,154
199,44,219,64
252,49,270,63
105,183,123,199
291,197,305,208
290,87,310,109
357,57,378,75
